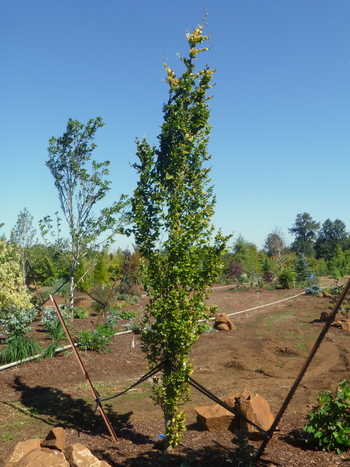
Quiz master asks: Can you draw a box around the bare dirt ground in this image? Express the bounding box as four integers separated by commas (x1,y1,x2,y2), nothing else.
1,279,350,466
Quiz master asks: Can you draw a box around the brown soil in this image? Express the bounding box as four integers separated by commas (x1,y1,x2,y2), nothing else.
1,280,350,466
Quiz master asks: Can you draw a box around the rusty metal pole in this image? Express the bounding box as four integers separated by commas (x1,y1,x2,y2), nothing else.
50,295,118,442
255,278,350,463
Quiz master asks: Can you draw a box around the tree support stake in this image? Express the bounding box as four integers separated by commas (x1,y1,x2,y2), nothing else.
50,294,118,442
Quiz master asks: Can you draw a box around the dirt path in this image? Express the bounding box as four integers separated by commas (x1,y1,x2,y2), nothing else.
1,285,349,466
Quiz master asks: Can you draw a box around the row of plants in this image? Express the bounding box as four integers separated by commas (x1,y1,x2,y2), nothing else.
0,297,141,364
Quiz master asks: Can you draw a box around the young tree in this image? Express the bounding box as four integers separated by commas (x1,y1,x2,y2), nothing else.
43,117,126,313
130,22,229,449
264,226,288,271
10,207,37,284
289,212,320,257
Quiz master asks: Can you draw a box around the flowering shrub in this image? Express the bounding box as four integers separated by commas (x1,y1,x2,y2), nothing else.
0,240,33,311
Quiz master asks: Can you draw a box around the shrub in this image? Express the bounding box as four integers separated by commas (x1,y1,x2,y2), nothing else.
303,379,350,454
107,308,136,328
195,322,212,335
73,306,89,319
305,285,323,295
278,269,296,289
78,323,114,353
0,306,41,364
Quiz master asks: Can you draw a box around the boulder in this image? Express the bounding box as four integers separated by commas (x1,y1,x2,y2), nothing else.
195,404,236,431
4,439,41,467
214,312,236,331
333,319,350,331
65,443,110,467
41,427,66,451
15,449,69,467
235,393,275,440
4,428,112,467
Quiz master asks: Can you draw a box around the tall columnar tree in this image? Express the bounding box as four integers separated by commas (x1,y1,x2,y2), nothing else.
43,117,126,313
289,212,320,257
10,207,37,284
131,22,229,449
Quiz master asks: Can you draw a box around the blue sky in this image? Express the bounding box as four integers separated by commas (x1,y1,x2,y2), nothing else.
1,0,350,251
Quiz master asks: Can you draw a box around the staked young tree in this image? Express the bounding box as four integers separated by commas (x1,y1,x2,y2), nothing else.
42,117,127,314
10,207,37,284
289,212,320,257
130,22,229,449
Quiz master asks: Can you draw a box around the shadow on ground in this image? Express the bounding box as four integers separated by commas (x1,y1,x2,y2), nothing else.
6,375,153,445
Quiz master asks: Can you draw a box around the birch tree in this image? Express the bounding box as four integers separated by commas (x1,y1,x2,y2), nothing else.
43,117,126,313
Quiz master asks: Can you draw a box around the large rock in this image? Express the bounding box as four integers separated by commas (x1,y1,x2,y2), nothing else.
65,443,110,467
332,319,350,331
214,312,236,331
235,393,275,440
4,439,41,467
195,404,236,431
41,427,66,451
15,449,69,467
4,428,112,467
195,390,253,432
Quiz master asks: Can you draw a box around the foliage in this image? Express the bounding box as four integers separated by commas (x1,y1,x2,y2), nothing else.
0,336,42,364
264,227,288,272
0,306,41,364
232,236,263,282
41,305,70,343
304,285,323,295
0,306,38,337
10,207,37,284
78,323,114,353
195,321,212,334
228,430,255,467
278,268,296,289
289,212,320,257
295,253,311,284
227,261,244,281
107,308,136,327
0,239,34,311
73,306,89,319
130,21,230,449
315,219,349,261
42,117,126,314
303,379,350,454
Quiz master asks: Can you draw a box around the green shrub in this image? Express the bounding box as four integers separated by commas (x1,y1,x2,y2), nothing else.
195,322,213,335
303,379,350,454
78,323,114,353
73,306,89,319
278,269,296,289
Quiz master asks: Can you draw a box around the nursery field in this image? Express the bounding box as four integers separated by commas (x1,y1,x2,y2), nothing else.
1,279,350,466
